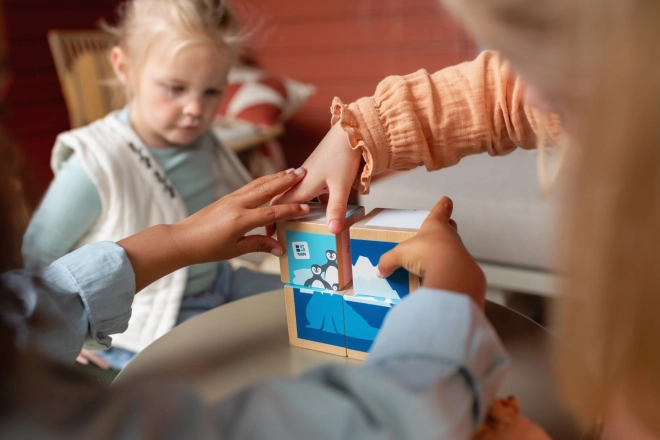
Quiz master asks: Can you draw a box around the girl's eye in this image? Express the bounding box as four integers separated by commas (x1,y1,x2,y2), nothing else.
166,85,184,94
205,89,223,97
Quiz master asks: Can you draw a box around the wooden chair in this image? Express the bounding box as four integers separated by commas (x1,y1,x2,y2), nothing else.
47,30,122,129
47,29,284,153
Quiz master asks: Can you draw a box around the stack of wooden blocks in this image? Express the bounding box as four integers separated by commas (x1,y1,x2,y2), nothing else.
278,204,429,360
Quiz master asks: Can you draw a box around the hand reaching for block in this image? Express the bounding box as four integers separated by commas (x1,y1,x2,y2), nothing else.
376,197,486,308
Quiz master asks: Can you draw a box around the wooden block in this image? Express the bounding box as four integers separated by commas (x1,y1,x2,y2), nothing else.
277,203,365,290
343,290,401,361
349,208,429,298
284,283,351,357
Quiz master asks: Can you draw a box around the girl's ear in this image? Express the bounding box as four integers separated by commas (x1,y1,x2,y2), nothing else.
111,46,130,85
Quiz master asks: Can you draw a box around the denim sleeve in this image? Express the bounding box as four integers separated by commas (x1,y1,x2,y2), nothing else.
210,289,509,439
22,153,102,269
2,242,134,364
3,286,508,439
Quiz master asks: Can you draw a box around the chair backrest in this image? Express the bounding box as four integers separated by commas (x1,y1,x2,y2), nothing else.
47,30,126,128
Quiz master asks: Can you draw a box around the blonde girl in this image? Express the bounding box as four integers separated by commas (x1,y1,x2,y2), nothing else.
21,0,283,370
280,0,660,435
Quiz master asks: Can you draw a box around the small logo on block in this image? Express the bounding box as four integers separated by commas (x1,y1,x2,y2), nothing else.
292,242,310,259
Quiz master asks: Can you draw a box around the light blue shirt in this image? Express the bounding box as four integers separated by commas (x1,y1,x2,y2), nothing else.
22,107,218,296
1,242,509,439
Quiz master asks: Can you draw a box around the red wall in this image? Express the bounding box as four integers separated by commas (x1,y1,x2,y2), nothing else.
235,0,475,167
5,0,119,204
5,0,473,203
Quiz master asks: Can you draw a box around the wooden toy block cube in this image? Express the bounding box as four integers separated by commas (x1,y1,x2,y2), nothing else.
277,204,365,290
349,208,430,299
284,283,351,357
343,290,401,360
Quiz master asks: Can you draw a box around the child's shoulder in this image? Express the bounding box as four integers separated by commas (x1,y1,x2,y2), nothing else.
56,110,133,147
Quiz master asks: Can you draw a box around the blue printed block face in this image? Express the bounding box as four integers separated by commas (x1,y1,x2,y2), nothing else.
278,204,365,290
286,231,340,291
344,294,400,354
290,286,346,349
351,239,413,299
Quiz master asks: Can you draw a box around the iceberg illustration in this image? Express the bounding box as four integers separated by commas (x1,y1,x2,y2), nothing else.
292,268,313,286
344,302,379,340
352,256,401,300
304,291,344,334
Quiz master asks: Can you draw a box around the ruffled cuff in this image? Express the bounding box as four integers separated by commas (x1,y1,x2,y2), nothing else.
331,97,389,194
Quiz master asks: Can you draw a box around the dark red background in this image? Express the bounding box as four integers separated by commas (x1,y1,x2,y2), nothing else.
5,0,474,205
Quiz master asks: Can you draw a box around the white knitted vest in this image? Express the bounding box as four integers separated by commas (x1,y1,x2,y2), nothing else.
52,112,251,352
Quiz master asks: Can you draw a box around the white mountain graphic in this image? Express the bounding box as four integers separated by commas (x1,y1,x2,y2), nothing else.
352,256,401,300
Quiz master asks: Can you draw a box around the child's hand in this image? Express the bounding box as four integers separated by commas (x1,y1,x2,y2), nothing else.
376,197,486,308
119,169,311,292
273,123,362,234
170,168,310,265
76,349,110,369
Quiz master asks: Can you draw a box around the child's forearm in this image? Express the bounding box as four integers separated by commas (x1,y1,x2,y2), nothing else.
117,224,188,292
336,50,561,194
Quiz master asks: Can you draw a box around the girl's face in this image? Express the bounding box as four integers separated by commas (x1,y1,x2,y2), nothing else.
117,41,230,147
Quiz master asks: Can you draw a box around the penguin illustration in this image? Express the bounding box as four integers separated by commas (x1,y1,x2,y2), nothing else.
320,250,339,286
305,264,331,289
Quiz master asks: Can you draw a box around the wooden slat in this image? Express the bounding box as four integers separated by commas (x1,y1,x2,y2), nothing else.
236,0,443,22
6,74,63,106
7,101,70,137
7,40,55,73
251,14,462,52
7,9,116,40
258,50,463,81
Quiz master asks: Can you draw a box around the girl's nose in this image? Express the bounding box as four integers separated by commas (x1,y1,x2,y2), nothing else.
183,98,203,118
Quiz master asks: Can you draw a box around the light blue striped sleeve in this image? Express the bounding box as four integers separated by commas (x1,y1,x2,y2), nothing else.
2,242,134,364
210,289,509,439
1,263,508,439
22,153,102,269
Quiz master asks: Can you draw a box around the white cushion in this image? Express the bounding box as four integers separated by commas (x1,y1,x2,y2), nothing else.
358,149,559,271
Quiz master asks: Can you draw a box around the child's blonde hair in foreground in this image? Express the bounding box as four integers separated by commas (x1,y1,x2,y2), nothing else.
103,0,242,96
447,0,660,434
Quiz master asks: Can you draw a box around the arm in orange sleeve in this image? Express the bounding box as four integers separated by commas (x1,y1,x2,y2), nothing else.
332,50,561,193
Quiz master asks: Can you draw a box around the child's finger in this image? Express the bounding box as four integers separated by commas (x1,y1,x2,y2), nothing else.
233,171,286,197
241,168,307,208
85,352,110,370
246,203,311,231
325,182,351,234
425,197,454,224
272,175,324,207
236,235,284,257
376,246,404,279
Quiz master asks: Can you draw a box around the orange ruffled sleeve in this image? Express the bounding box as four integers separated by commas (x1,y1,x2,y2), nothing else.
331,50,561,194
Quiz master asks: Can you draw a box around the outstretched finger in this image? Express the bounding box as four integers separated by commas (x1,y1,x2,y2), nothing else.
245,202,311,231
376,246,404,279
325,182,352,234
273,175,326,207
233,171,286,197
240,168,307,208
426,196,453,223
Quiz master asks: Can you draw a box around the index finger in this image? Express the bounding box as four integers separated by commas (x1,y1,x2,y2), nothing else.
421,196,454,229
239,168,307,208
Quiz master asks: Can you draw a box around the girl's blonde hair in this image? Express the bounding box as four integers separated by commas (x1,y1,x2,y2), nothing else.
447,0,660,433
102,0,242,100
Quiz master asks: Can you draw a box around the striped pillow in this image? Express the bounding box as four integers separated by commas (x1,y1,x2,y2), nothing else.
218,67,315,126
